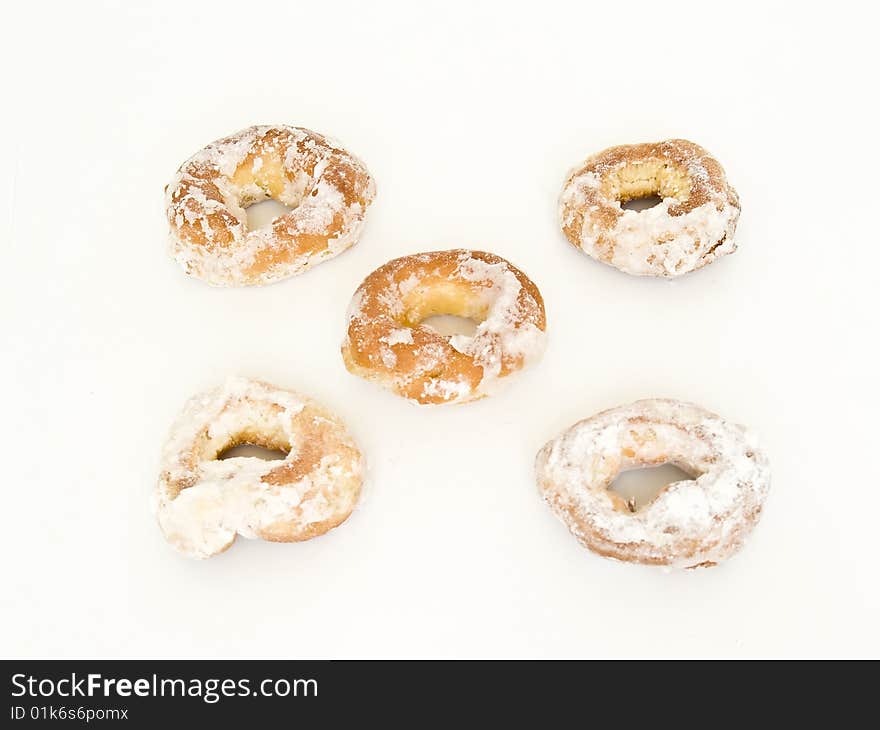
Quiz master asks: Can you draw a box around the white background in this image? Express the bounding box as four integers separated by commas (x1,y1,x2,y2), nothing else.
3,0,878,658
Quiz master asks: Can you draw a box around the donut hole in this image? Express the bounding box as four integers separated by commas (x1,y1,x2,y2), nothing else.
211,421,292,463
402,284,490,337
244,199,294,231
608,463,695,513
420,314,480,337
604,160,692,207
621,194,663,212
217,444,289,461
232,154,307,231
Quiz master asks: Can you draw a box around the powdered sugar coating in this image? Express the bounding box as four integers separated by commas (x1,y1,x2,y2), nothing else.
342,250,547,405
536,399,769,568
166,125,375,286
560,139,740,277
155,377,363,559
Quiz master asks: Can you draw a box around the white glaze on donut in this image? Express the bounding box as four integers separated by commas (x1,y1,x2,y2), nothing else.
535,399,770,568
155,377,363,559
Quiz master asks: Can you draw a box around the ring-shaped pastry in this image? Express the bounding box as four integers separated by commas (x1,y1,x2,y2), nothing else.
559,139,740,276
536,399,769,568
166,125,375,286
156,377,363,559
342,249,547,404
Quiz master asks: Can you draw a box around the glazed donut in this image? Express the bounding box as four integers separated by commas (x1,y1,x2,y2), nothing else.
559,139,740,277
342,249,547,405
535,399,769,568
155,377,363,559
165,125,375,286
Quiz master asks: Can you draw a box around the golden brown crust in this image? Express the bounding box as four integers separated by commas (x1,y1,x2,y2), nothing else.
342,249,547,405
